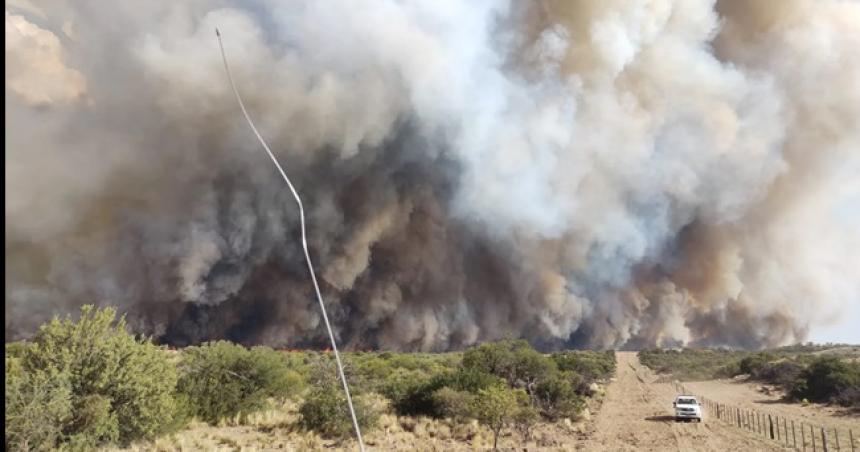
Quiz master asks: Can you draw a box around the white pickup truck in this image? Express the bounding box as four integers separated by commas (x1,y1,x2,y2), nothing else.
673,395,703,422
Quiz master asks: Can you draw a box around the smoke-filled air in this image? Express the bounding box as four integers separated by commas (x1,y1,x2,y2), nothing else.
5,0,860,350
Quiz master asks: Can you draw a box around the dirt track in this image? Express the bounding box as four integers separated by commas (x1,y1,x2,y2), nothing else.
577,352,784,451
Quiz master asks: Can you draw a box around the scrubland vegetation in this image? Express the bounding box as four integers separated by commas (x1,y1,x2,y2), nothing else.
639,346,860,410
5,306,615,451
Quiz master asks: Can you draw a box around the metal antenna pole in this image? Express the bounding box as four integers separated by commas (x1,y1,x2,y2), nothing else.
215,28,365,451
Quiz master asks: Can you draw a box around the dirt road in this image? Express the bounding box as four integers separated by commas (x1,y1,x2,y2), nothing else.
577,352,784,451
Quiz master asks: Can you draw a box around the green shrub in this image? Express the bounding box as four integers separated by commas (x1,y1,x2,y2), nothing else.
757,360,804,388
299,387,378,439
716,360,741,378
512,389,539,441
444,367,504,393
5,366,72,451
5,342,30,359
66,394,119,449
177,341,303,424
565,370,591,396
533,373,584,420
551,351,615,384
340,351,458,394
638,348,750,381
387,341,612,421
387,367,503,417
462,339,554,387
388,374,448,416
790,356,860,404
738,353,774,376
472,385,529,451
13,305,180,447
835,386,860,411
431,387,475,420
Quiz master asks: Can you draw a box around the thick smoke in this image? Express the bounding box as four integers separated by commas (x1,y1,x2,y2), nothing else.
5,0,859,350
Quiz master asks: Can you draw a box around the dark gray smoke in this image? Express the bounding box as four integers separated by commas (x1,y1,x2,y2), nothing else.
5,0,859,350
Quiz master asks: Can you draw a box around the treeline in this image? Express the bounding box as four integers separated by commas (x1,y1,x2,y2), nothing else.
5,306,615,451
637,348,742,380
638,348,860,410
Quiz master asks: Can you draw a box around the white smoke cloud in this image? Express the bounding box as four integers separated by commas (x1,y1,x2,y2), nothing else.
5,0,859,349
5,11,87,106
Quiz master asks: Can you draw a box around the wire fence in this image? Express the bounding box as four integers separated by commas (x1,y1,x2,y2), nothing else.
673,381,857,452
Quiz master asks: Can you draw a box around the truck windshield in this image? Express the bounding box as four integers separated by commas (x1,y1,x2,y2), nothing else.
677,398,696,405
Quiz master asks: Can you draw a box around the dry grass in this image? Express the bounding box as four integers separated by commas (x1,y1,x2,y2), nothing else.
104,393,594,451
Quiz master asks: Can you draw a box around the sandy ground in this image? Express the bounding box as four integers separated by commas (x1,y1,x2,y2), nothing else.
684,378,859,449
575,352,785,451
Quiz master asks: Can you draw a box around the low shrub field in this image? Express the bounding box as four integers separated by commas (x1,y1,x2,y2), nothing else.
5,306,616,450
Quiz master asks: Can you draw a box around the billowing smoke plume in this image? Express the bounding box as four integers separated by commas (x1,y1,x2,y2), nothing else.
6,0,859,350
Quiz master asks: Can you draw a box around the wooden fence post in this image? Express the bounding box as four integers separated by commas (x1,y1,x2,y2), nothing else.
785,418,789,446
769,415,775,440
793,420,797,448
803,422,807,452
813,424,818,452
823,427,829,452
777,416,781,441
849,429,855,452
835,429,840,452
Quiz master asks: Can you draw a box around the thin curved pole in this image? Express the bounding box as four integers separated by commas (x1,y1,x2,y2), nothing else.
215,28,365,451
